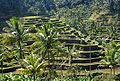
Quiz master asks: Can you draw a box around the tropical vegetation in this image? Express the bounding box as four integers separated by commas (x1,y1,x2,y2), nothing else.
0,0,120,81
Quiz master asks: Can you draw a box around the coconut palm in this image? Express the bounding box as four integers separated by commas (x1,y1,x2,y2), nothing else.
30,22,64,79
0,17,29,59
6,17,25,59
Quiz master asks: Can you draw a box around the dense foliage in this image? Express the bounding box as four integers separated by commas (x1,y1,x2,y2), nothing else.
0,0,120,81
0,0,120,17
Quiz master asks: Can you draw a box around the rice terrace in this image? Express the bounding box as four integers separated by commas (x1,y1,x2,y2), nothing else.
0,0,120,81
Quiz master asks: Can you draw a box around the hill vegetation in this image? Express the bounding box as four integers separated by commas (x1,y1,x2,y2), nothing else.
0,0,120,81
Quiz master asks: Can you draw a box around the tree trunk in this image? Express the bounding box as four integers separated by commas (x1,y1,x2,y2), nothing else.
110,67,112,81
33,73,36,81
48,52,51,80
113,66,115,76
18,36,23,59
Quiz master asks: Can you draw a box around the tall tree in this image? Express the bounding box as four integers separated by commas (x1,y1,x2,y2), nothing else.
30,22,64,79
0,17,28,59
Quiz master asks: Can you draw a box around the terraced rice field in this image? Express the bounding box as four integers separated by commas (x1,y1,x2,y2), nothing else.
0,15,120,76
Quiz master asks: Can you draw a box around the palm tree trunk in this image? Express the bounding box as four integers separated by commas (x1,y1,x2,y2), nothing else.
18,36,23,59
48,52,52,80
33,72,36,81
109,66,113,81
51,53,56,78
110,66,113,81
18,41,22,59
113,66,115,76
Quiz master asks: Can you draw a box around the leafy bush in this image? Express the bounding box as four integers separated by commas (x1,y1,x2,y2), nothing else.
114,74,120,81
0,73,41,81
0,73,94,81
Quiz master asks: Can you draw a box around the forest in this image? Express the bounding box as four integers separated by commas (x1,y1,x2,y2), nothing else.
0,0,120,81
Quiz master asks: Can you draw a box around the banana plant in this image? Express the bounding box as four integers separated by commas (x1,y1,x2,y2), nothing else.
102,40,120,76
21,53,46,81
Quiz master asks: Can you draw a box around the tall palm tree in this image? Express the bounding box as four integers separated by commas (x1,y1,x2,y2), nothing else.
30,22,64,79
0,17,28,60
6,17,25,59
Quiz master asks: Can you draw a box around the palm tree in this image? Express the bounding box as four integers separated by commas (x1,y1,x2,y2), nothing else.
0,17,29,60
6,17,26,59
30,22,64,79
